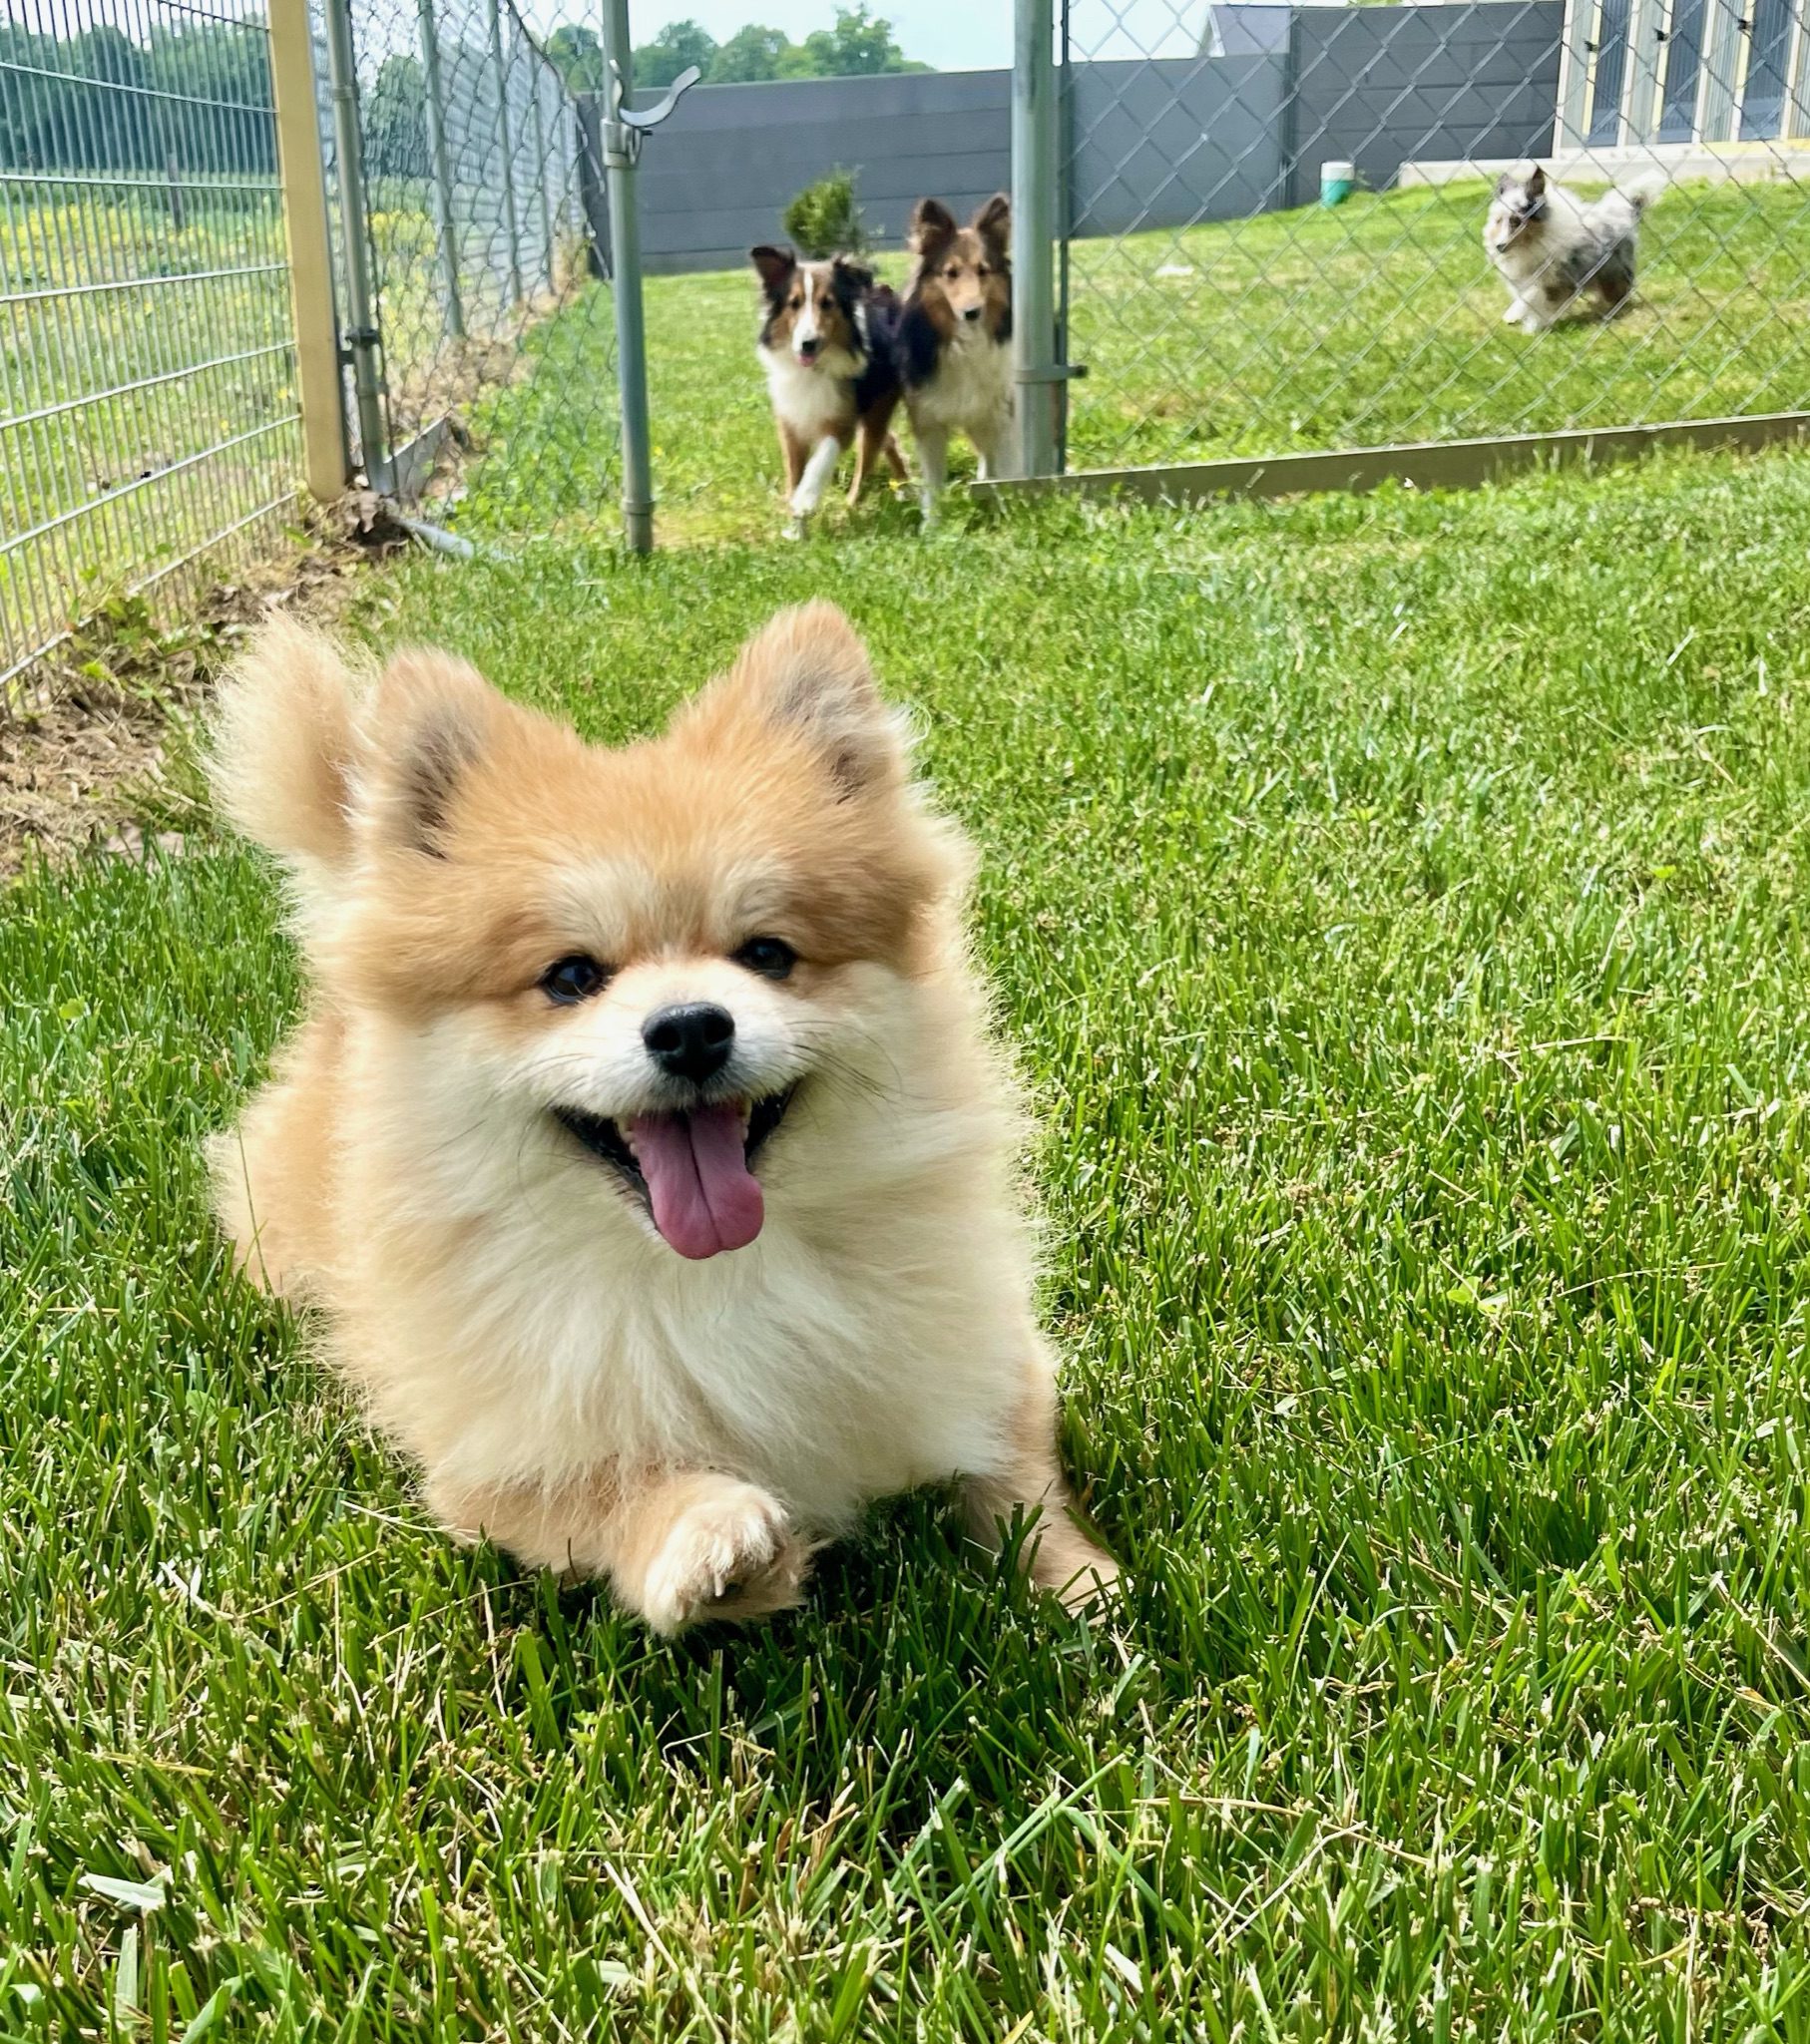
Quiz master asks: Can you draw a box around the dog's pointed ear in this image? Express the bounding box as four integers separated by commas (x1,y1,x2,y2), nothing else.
1526,164,1546,198
750,243,795,296
909,197,957,258
360,649,501,858
971,192,1010,258
684,603,907,800
209,619,366,874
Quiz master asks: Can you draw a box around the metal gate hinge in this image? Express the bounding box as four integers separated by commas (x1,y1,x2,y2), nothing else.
1018,363,1089,384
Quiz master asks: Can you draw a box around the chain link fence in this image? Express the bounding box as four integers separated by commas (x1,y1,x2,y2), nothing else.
311,0,618,544
8,0,1810,701
322,0,1809,538
1,0,301,703
1055,0,1810,485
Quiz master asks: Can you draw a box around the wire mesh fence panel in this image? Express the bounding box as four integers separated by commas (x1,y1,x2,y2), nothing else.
0,0,302,702
321,0,618,542
1060,0,1810,480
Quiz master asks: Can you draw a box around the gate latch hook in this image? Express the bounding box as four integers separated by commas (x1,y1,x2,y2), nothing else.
602,62,699,168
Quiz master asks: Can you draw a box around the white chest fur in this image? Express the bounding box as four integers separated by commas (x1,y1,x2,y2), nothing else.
1490,228,1555,293
910,329,1013,433
759,344,857,443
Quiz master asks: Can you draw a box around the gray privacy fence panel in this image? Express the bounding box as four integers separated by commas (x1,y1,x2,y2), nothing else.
638,61,1300,271
1285,1,1564,208
631,69,1010,273
1070,56,1290,234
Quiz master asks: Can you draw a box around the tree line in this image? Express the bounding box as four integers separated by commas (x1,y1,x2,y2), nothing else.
550,7,927,91
1,20,274,177
0,5,924,183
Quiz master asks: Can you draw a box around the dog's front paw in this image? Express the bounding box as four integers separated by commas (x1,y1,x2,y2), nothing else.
1050,1544,1122,1618
642,1481,809,1634
781,514,805,541
1026,1522,1123,1621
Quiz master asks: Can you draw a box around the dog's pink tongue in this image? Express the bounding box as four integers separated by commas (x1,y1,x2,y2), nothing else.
628,1106,763,1259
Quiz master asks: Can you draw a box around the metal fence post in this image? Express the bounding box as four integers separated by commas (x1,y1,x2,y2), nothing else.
599,0,654,552
415,0,466,339
322,0,390,491
530,74,556,291
1013,0,1061,480
268,0,347,498
485,0,525,303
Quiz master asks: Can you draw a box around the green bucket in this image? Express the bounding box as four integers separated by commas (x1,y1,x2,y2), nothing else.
1320,160,1355,207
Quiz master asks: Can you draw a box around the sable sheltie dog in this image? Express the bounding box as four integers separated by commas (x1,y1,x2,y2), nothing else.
750,245,907,537
896,195,1015,521
1485,162,1662,334
208,606,1119,1635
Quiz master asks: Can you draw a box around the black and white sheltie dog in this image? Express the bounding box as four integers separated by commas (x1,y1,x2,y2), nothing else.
895,196,1015,521
750,246,907,538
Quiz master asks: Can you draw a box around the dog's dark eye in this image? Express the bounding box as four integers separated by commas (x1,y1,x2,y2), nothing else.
733,937,796,981
541,955,609,1005
945,264,960,279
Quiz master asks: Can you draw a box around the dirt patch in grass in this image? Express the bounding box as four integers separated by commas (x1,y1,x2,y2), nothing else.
0,499,405,880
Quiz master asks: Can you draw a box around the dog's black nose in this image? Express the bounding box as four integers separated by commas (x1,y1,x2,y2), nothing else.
962,304,983,322
798,335,820,356
643,1003,735,1084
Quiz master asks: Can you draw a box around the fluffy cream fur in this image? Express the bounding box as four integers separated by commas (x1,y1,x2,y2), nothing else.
208,605,1117,1633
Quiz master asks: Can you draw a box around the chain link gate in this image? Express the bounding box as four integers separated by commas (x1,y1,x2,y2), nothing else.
1015,0,1810,503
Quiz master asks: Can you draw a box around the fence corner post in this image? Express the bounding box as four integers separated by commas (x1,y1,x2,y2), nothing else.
1012,0,1060,481
268,0,347,501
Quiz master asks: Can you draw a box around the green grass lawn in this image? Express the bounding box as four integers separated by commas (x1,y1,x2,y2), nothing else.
9,442,1810,2034
452,173,1810,548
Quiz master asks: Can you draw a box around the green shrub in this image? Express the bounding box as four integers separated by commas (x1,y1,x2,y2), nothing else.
782,167,868,259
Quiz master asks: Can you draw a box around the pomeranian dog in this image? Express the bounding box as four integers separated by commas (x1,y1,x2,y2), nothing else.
750,246,908,538
208,605,1118,1635
1485,162,1662,334
895,195,1015,521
